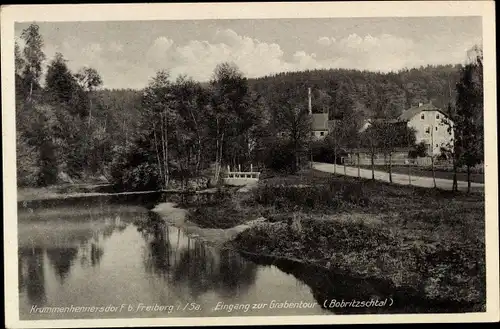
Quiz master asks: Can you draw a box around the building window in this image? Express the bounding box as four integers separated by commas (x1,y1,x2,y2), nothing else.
421,113,425,120
425,126,430,134
435,144,439,148
436,113,440,119
435,126,438,131
320,131,325,136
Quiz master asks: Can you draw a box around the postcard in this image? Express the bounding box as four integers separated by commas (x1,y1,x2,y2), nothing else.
2,1,498,327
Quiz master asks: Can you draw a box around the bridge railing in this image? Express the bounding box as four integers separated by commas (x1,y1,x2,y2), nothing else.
225,172,261,179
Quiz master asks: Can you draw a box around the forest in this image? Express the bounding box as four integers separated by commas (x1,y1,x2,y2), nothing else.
15,24,484,192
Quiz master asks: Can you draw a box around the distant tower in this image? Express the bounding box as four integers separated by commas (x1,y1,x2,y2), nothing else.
308,87,312,115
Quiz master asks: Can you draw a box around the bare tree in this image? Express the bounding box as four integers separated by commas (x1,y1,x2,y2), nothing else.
143,70,176,189
75,67,103,127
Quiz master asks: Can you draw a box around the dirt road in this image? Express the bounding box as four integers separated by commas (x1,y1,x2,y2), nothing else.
312,162,485,192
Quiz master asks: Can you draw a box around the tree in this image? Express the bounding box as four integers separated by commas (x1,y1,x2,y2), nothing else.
15,42,26,103
378,122,417,183
208,62,250,183
377,122,398,183
441,102,458,191
16,133,38,186
168,75,210,184
45,53,78,106
142,70,176,189
359,121,384,180
28,104,61,186
454,45,484,193
275,89,312,173
75,67,103,125
20,24,46,101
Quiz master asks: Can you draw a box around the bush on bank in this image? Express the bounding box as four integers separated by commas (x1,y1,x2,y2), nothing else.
232,215,485,307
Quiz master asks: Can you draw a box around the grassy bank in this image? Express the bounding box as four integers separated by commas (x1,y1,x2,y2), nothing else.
183,188,265,229
212,169,485,310
17,183,113,202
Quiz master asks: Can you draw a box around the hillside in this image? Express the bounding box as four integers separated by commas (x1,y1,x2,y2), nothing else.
247,64,462,120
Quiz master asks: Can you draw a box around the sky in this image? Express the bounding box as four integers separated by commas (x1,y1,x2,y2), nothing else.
15,17,482,90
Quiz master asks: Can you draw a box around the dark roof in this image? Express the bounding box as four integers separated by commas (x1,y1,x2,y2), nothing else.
311,113,329,131
368,118,402,124
346,147,412,154
398,103,447,122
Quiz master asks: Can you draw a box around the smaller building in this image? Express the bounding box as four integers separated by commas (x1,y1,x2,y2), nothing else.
311,113,329,138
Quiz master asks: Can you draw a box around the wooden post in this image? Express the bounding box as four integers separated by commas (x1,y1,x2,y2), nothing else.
250,163,253,172
408,160,412,185
431,125,436,188
357,153,361,178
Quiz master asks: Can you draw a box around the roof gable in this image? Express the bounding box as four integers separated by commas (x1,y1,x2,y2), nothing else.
311,113,329,130
398,103,449,122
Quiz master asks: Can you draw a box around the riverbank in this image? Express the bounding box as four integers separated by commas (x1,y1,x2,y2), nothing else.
151,201,266,247
17,184,112,202
178,169,486,312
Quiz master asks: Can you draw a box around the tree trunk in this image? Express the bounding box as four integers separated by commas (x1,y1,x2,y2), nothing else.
371,152,375,180
214,119,220,184
153,122,163,187
343,157,346,175
333,146,337,174
467,165,471,193
29,81,33,102
160,112,166,189
160,112,169,190
88,96,93,127
408,160,412,185
218,132,224,183
431,154,436,188
295,148,299,173
164,114,169,188
188,105,202,174
310,146,313,169
357,153,360,178
389,152,393,183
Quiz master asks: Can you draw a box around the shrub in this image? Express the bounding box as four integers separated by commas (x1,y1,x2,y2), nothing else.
109,144,161,191
253,179,370,213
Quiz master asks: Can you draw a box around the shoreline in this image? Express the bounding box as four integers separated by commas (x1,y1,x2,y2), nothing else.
151,201,266,247
17,186,220,203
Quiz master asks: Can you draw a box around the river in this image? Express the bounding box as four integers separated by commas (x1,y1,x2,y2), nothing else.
18,192,458,320
17,193,332,320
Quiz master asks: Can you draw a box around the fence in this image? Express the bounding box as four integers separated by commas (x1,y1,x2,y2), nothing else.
346,155,454,168
222,164,261,186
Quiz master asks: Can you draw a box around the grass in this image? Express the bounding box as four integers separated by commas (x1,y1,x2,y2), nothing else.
183,187,265,229
225,168,485,310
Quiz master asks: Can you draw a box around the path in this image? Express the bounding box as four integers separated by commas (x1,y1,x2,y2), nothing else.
312,162,484,192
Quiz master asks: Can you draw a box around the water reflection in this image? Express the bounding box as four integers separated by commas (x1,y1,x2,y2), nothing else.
18,247,46,305
17,199,138,308
45,247,79,283
17,195,326,320
138,213,258,299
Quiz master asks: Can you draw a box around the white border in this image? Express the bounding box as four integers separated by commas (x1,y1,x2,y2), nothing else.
2,1,498,327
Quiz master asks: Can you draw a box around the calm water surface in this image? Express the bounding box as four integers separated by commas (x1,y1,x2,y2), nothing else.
18,194,330,319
